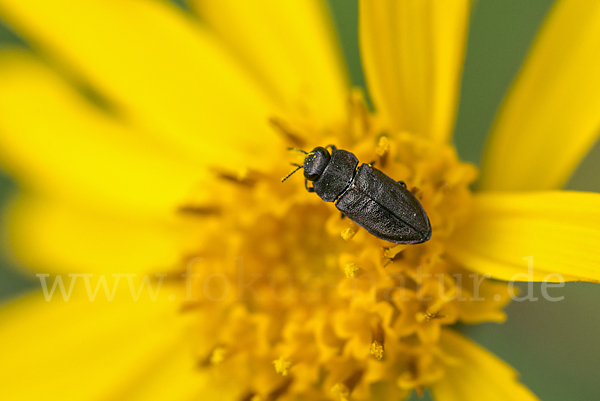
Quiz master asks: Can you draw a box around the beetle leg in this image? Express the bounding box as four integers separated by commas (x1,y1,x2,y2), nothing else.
304,179,315,193
368,160,376,167
398,181,407,188
325,144,338,151
340,212,346,219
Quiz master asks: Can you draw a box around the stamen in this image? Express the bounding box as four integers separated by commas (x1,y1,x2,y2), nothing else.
398,359,420,391
423,311,446,322
344,263,359,278
216,168,257,187
383,244,408,260
370,323,385,361
179,300,200,313
341,227,357,241
332,370,364,401
267,378,293,401
348,89,370,139
370,341,384,361
209,346,227,365
177,205,221,216
331,383,350,401
410,186,421,199
287,147,308,154
240,393,259,401
272,356,292,376
197,345,229,368
240,393,264,401
269,117,305,147
375,136,390,167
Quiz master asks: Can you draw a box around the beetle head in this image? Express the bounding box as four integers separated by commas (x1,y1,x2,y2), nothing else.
303,147,331,181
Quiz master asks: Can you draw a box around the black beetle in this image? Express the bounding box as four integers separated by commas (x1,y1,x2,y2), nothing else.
282,145,431,244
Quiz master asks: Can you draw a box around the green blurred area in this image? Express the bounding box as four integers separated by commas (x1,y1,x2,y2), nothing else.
1,1,599,400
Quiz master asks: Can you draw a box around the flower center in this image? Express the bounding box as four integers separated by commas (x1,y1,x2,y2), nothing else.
179,93,510,400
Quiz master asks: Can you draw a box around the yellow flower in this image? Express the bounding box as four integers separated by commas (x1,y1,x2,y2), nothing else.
0,0,599,401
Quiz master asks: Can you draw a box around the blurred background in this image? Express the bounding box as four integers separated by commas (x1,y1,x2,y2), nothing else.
1,0,599,400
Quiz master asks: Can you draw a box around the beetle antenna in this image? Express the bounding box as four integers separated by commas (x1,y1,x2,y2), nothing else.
281,164,303,183
287,147,308,154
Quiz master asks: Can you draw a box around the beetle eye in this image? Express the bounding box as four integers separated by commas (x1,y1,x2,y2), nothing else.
306,173,319,181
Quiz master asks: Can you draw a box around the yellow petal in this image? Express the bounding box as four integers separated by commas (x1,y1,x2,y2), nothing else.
431,329,539,401
359,0,471,143
479,0,600,191
0,52,205,219
190,0,348,127
0,0,283,169
0,286,210,401
5,194,197,275
447,191,600,282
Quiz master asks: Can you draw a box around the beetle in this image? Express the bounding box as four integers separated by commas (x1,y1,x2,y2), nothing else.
282,145,431,244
